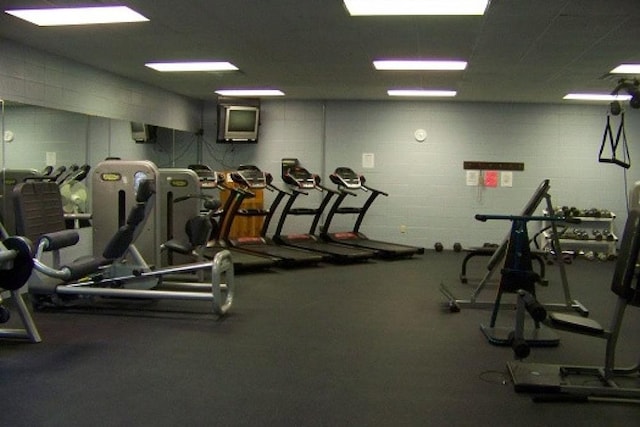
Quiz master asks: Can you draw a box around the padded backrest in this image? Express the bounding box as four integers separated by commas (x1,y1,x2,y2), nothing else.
102,226,136,260
102,179,155,260
185,215,213,247
610,208,640,306
521,179,551,217
12,181,66,242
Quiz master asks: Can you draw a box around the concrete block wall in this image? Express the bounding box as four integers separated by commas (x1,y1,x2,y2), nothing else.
4,99,638,250
0,38,201,131
199,99,640,249
200,100,327,236
2,37,639,250
322,101,640,248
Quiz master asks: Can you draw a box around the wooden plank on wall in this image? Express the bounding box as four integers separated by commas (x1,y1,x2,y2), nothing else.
463,161,524,171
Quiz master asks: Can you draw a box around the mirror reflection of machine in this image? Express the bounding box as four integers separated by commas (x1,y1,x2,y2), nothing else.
0,169,40,235
60,176,91,229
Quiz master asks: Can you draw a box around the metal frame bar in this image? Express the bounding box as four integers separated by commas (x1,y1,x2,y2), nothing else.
0,289,42,343
440,182,588,316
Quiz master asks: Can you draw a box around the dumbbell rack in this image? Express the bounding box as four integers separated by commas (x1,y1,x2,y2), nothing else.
541,209,617,257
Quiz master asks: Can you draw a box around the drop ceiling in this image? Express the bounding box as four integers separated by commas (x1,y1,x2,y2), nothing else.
1,0,639,104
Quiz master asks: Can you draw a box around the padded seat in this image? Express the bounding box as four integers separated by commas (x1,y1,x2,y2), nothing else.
164,215,212,255
549,312,604,335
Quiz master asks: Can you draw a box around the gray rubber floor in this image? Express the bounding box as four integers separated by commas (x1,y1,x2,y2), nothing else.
2,250,639,426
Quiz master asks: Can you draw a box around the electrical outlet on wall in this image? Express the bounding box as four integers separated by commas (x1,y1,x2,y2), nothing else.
400,224,407,233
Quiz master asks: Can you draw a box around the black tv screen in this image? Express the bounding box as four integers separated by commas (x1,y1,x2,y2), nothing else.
218,105,260,142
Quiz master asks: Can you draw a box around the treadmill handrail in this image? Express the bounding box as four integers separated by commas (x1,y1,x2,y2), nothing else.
317,183,339,194
322,172,387,235
336,188,358,197
361,184,388,197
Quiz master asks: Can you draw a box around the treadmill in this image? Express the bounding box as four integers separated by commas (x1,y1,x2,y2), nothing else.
187,164,276,272
321,167,424,259
225,165,326,267
272,163,375,263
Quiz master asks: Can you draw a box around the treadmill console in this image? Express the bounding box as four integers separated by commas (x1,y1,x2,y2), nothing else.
231,165,269,189
188,164,224,189
331,167,362,189
283,165,317,189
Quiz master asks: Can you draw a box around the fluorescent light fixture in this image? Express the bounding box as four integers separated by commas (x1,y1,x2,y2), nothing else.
610,64,640,74
215,89,285,97
344,0,489,16
146,62,238,72
388,89,457,97
5,6,148,26
563,93,632,102
374,60,467,71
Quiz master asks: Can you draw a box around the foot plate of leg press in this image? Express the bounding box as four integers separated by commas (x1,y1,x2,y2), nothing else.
507,361,564,393
480,324,559,347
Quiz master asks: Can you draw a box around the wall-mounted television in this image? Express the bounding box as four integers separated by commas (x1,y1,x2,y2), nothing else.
131,122,157,143
217,105,260,143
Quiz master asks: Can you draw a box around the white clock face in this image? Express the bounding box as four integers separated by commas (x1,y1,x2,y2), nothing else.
414,129,427,142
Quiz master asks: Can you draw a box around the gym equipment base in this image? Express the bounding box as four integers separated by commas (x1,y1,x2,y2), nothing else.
0,290,42,343
439,283,589,316
480,324,559,347
32,252,234,316
507,361,640,402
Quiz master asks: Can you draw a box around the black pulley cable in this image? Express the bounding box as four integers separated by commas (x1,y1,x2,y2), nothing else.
599,112,631,169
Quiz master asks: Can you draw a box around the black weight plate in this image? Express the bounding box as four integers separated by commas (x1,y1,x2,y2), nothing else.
0,236,34,291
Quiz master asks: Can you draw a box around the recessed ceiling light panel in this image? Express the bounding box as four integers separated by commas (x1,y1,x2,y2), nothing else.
563,93,632,101
610,64,640,74
388,89,457,97
215,89,285,97
5,6,149,26
374,60,467,70
146,62,238,72
344,0,489,16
